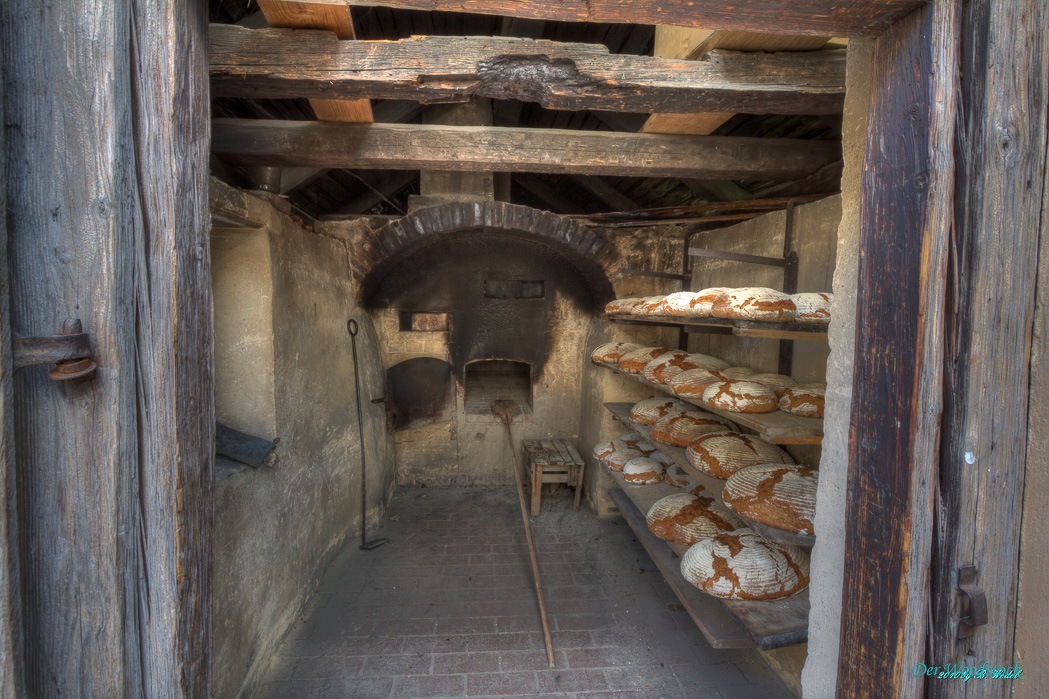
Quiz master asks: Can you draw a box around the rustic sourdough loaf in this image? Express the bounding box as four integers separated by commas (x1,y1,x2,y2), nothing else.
687,287,732,317
686,432,795,479
712,287,797,322
659,291,704,316
792,292,833,324
778,383,826,418
631,296,668,315
618,347,672,373
640,351,690,382
702,380,779,413
670,369,729,398
629,397,691,426
680,528,810,600
650,411,738,447
604,298,641,315
591,341,644,365
723,463,818,535
748,372,800,398
592,439,629,460
718,366,757,381
604,448,645,472
646,491,745,545
621,457,665,485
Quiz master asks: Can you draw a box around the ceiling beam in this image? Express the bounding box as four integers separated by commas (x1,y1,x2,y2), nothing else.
272,0,923,37
332,170,418,215
212,119,842,180
209,26,846,115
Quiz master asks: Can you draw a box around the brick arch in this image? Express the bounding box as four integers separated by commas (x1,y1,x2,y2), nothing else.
355,201,615,304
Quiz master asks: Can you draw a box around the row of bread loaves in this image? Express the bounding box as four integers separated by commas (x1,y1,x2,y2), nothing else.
605,288,832,324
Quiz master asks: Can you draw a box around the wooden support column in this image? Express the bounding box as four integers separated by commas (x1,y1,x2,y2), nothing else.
930,1,1049,694
1,0,212,694
836,1,958,696
420,98,495,201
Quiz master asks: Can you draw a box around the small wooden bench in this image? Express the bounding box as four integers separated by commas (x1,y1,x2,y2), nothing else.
521,439,585,516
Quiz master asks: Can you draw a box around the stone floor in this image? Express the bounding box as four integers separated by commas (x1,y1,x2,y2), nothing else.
250,486,791,699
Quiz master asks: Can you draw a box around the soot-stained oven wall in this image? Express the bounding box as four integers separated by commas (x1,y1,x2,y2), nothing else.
210,181,396,698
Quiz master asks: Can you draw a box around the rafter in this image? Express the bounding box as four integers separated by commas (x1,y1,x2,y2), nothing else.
211,119,842,180
209,26,846,115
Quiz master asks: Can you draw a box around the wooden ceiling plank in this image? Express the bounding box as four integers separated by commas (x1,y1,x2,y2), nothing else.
256,0,374,123
210,26,845,116
211,119,841,180
285,0,924,38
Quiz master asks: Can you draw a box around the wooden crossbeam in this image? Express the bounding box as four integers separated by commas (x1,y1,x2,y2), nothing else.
283,0,924,37
209,26,846,115
211,119,841,180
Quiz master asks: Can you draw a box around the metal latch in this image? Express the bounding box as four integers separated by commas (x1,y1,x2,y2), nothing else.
957,565,988,638
12,318,97,382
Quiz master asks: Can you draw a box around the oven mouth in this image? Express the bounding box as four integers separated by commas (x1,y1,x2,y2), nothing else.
463,359,533,415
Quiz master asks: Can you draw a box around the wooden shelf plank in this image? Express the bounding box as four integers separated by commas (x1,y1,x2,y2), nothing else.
608,481,809,649
599,366,824,445
607,313,828,342
604,402,816,548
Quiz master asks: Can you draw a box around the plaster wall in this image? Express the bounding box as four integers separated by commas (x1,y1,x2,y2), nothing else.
801,40,873,699
210,182,396,698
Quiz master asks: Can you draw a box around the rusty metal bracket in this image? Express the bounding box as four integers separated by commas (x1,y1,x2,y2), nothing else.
13,319,97,382
957,565,988,638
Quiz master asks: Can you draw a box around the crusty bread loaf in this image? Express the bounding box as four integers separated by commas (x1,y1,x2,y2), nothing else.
664,465,702,493
792,292,833,324
591,341,644,365
621,457,665,485
604,298,642,315
605,448,644,472
640,351,690,383
618,347,672,373
650,411,739,447
618,431,656,455
646,492,745,545
647,450,674,468
631,296,668,315
659,291,704,316
718,366,757,381
670,369,729,398
592,439,630,460
778,383,826,418
686,432,795,479
629,397,691,426
712,288,797,322
688,287,732,317
723,464,818,535
748,373,800,398
680,528,810,600
702,380,779,413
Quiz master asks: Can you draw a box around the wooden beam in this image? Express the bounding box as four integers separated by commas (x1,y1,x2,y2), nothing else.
929,0,1049,692
571,176,639,212
328,0,924,37
210,27,846,116
836,1,957,695
332,170,417,215
211,120,842,180
256,1,373,123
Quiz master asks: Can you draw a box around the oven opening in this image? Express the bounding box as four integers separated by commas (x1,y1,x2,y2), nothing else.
463,359,533,415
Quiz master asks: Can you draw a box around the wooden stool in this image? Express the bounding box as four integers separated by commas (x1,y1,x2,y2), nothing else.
522,439,585,516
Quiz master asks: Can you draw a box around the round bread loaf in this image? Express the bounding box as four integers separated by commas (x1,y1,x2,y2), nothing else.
640,351,691,383
670,369,729,398
592,439,630,460
686,432,794,479
622,458,665,485
630,296,668,315
647,450,674,467
748,373,799,398
618,347,672,373
680,528,810,600
659,291,705,316
617,431,646,449
664,465,702,493
650,411,738,447
634,440,657,455
591,341,644,365
779,383,826,418
687,287,732,317
629,397,691,426
655,353,732,385
646,492,745,545
712,288,797,322
605,448,644,472
702,380,779,413
718,366,757,380
792,292,833,324
723,464,818,535
604,298,641,315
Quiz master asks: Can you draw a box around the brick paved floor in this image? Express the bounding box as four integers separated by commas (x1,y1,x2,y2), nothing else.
250,486,792,699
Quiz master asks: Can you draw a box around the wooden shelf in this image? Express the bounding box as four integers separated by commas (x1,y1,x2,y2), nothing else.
605,402,816,549
599,367,824,445
607,478,809,649
607,313,828,343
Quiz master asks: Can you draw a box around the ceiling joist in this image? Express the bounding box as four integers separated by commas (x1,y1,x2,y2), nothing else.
210,26,845,115
266,0,923,37
211,119,841,180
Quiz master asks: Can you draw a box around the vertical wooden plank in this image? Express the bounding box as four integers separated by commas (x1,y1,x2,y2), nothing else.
0,57,26,699
931,1,1049,695
1,0,139,694
130,0,213,694
837,0,959,695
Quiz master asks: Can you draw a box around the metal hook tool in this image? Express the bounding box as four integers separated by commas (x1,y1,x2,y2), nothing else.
348,319,388,551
